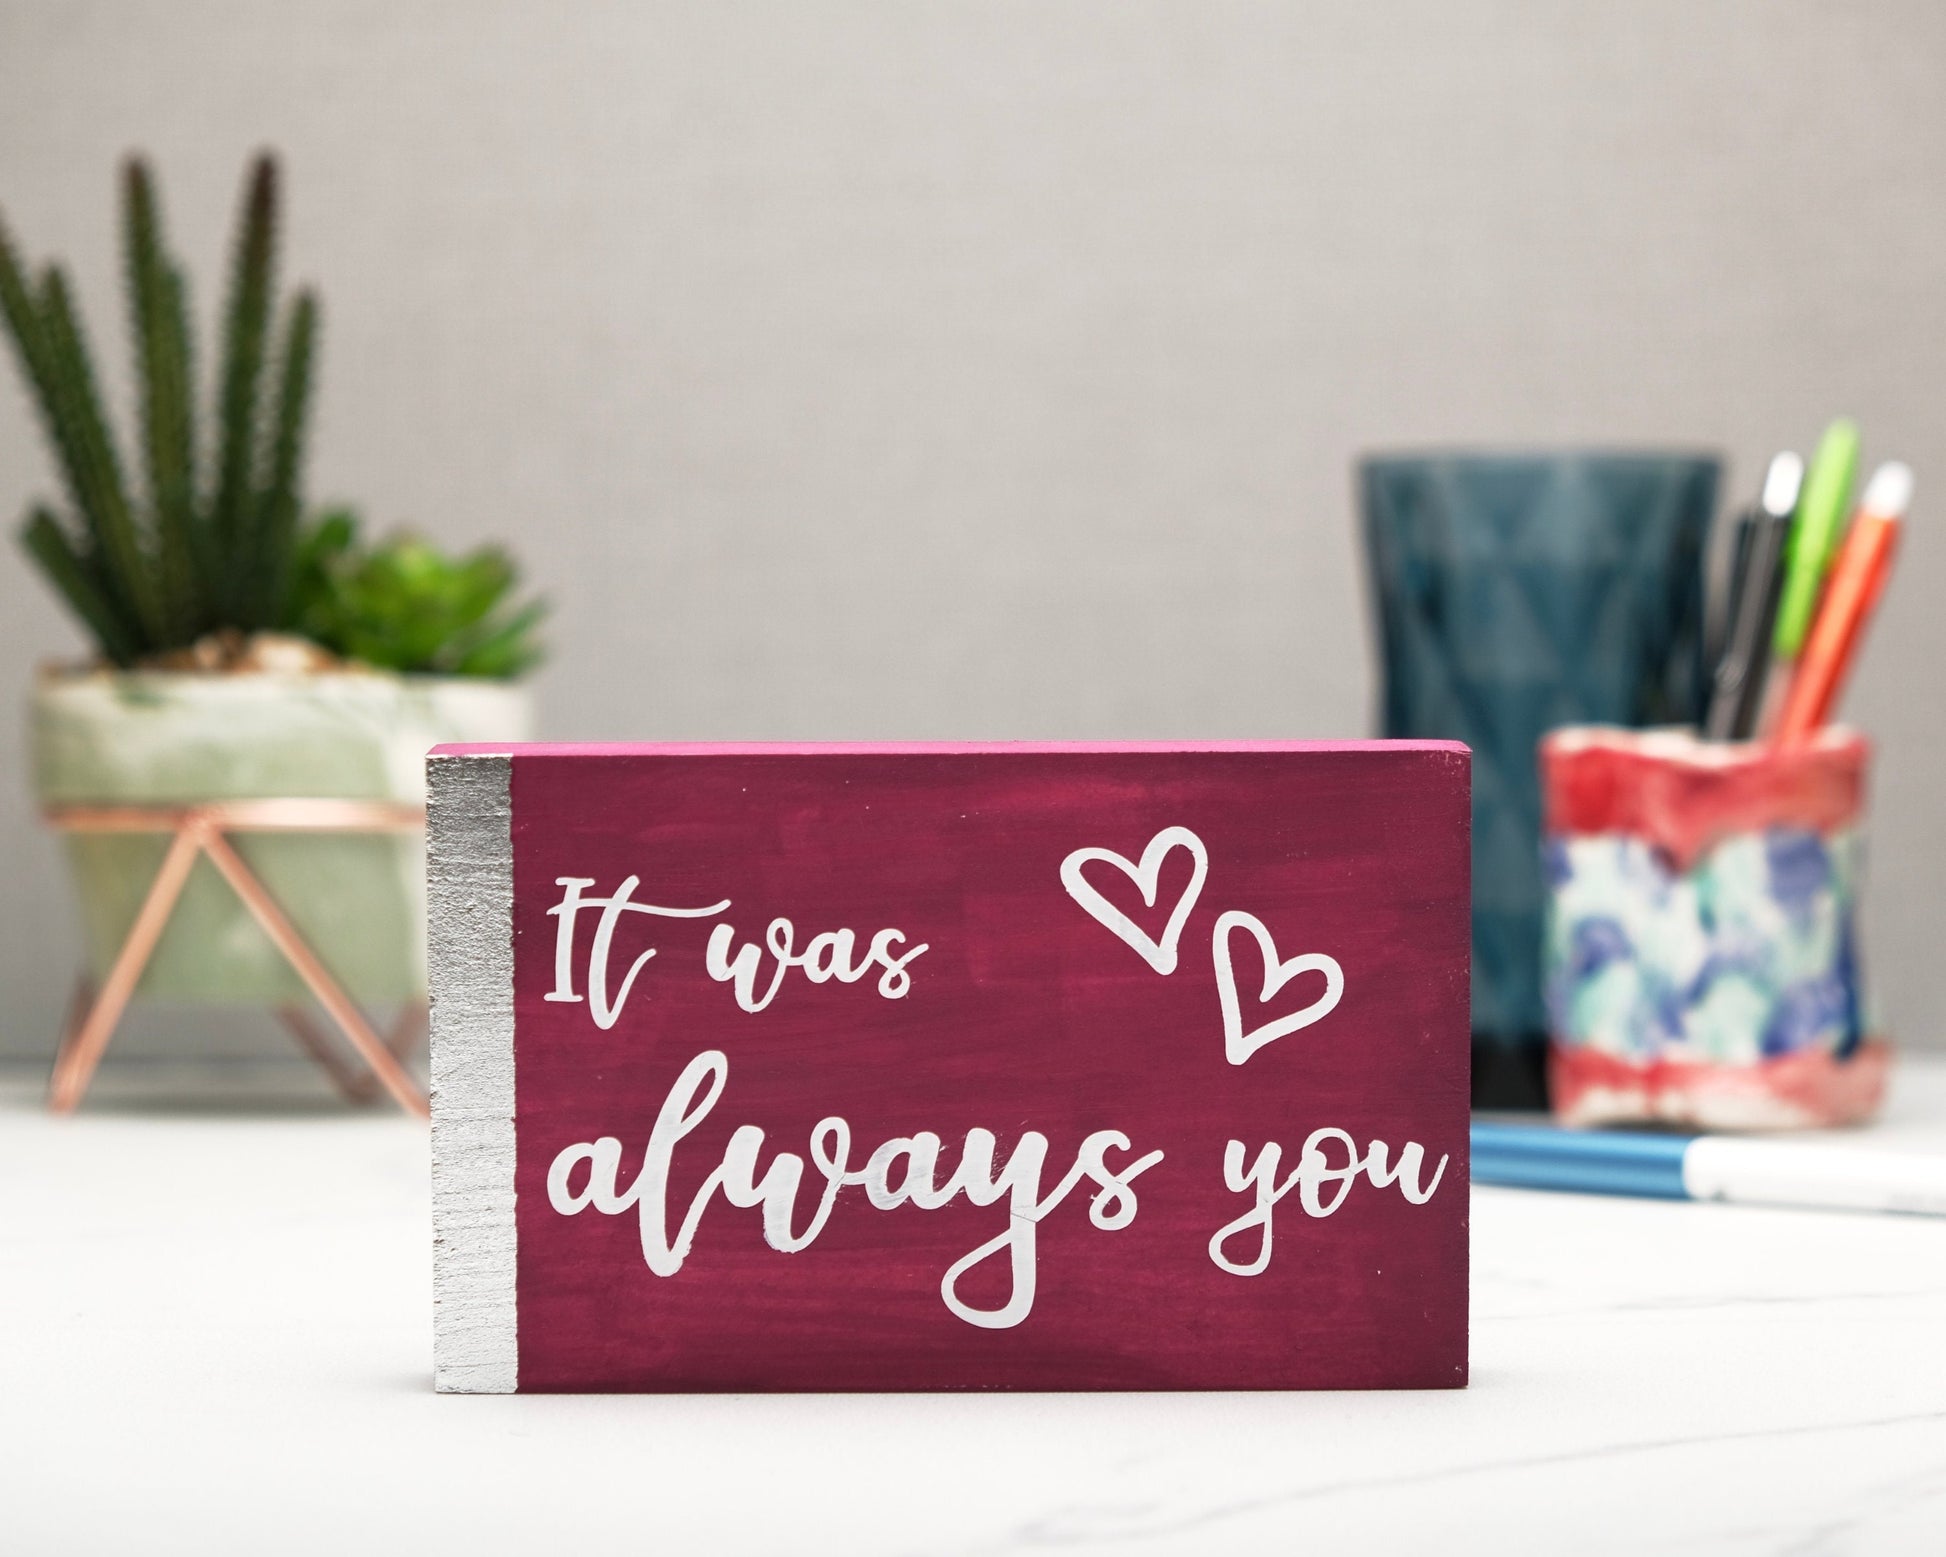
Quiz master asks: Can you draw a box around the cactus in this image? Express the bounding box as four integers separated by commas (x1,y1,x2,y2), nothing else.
0,152,318,663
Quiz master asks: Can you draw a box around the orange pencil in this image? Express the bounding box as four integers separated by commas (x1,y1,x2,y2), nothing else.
1775,462,1911,744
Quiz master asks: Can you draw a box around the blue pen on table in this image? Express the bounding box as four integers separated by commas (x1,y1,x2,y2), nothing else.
1471,1123,1946,1217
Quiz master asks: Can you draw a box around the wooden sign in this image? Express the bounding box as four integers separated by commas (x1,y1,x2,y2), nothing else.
428,741,1471,1393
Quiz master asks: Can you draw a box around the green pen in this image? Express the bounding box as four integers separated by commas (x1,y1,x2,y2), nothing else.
1773,418,1861,658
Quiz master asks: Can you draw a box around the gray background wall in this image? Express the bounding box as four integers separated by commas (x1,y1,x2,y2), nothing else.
1,1,1941,1063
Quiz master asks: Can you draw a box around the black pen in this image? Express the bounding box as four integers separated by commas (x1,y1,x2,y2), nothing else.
1705,452,1802,741
1709,508,1757,679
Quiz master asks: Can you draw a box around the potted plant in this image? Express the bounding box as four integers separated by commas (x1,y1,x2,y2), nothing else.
2,153,540,1021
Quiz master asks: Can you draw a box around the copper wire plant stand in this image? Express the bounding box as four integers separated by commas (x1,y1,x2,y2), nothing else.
43,798,430,1118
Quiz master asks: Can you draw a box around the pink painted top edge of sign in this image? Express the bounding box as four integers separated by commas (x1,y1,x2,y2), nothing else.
430,738,1472,758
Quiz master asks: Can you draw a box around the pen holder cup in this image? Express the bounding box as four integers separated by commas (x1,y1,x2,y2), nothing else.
1539,726,1887,1131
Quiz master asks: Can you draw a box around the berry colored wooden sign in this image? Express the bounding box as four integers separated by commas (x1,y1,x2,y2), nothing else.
428,741,1471,1394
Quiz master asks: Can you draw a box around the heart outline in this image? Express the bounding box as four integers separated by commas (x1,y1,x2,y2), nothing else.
1060,825,1209,975
1213,909,1344,1065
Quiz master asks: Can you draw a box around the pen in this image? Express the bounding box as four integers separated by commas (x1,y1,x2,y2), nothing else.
1471,1122,1946,1217
1713,508,1756,670
1765,420,1860,730
1704,452,1800,740
1775,461,1911,744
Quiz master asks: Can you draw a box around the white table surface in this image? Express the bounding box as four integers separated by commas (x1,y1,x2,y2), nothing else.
5,1059,1945,1556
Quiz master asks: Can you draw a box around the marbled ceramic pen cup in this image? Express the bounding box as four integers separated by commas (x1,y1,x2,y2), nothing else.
1539,725,1885,1130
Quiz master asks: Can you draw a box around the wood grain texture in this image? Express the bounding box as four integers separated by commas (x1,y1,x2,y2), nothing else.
433,741,1470,1393
428,752,517,1393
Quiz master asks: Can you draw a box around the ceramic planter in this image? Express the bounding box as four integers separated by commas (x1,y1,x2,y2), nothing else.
32,669,533,1005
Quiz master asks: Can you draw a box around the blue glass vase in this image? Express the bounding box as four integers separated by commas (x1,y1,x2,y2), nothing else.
1360,452,1719,1107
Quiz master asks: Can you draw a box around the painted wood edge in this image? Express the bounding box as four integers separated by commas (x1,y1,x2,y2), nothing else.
428,751,517,1394
428,739,1474,759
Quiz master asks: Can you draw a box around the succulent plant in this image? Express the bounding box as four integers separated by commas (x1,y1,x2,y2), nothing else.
0,152,317,664
288,508,545,678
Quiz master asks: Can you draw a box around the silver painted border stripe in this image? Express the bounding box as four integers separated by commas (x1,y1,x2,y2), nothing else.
429,752,518,1393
